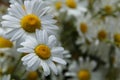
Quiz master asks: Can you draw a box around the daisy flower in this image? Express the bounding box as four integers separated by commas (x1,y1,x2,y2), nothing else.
17,30,66,76
64,0,87,17
76,13,95,43
51,0,87,18
0,27,19,58
94,0,119,16
110,18,120,67
65,57,103,80
75,13,96,53
1,0,58,42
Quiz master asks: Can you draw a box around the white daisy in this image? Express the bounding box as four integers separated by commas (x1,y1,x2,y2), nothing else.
1,0,58,42
65,57,103,80
17,30,66,76
50,0,87,18
75,13,96,53
64,0,87,17
94,0,119,14
76,13,95,43
0,27,19,57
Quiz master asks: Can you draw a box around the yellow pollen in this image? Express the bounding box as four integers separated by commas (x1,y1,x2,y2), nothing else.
97,30,107,41
80,22,88,34
20,14,41,33
0,37,13,48
104,5,112,14
55,2,62,10
27,71,38,80
78,69,90,80
35,44,51,60
114,33,120,47
66,0,77,8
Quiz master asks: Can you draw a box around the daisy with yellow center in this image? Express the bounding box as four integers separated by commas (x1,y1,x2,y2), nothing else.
93,20,109,42
65,57,101,80
18,30,66,76
62,0,87,17
1,0,58,42
76,14,96,53
76,14,95,45
93,0,117,17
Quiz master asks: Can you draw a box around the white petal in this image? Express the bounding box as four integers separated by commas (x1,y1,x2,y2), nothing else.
52,57,66,65
1,21,20,28
17,47,34,53
36,30,48,44
5,28,21,40
24,1,32,14
2,15,19,22
39,7,50,17
41,60,50,76
41,19,57,24
10,29,24,41
47,35,57,48
27,56,38,68
51,47,64,55
42,24,59,30
22,53,35,61
47,61,58,75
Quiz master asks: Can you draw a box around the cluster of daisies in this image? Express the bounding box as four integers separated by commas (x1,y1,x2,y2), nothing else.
0,0,120,80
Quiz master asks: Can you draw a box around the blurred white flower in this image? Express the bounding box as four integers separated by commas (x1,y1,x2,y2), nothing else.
0,74,11,80
65,57,102,80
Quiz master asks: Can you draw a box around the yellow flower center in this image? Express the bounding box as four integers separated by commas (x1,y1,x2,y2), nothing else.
35,44,51,60
104,5,112,14
65,0,77,9
55,2,62,10
27,71,38,80
97,30,107,41
20,14,41,33
80,22,88,34
0,37,13,48
114,33,120,47
78,69,91,80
